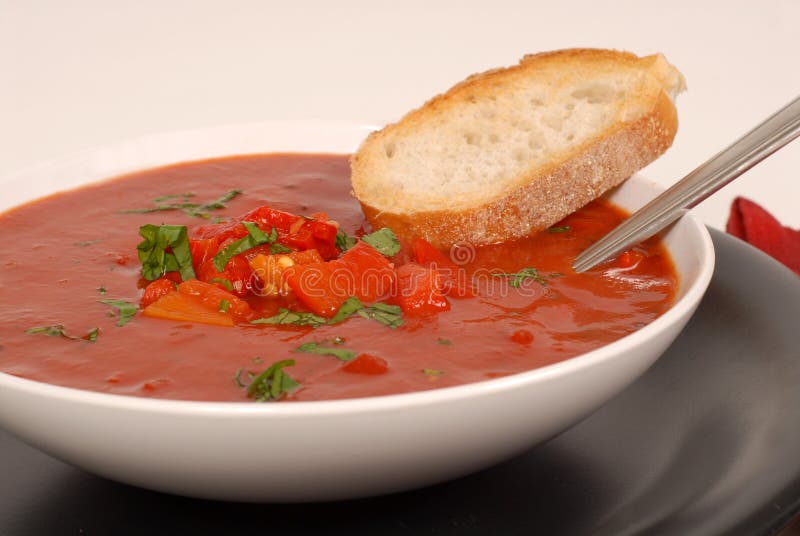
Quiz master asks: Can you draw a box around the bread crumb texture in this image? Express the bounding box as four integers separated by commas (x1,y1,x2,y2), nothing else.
351,49,685,247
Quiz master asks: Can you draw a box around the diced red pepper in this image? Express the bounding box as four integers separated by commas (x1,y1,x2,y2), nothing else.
410,238,473,298
142,280,252,326
284,241,396,317
337,241,396,302
178,279,253,323
342,353,389,375
189,236,222,272
196,254,253,297
141,278,177,308
510,329,534,345
393,262,450,316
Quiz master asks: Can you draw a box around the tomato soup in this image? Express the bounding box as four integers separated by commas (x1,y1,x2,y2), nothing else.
0,154,677,401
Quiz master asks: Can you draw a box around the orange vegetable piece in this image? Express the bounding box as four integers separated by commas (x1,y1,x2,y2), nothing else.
393,263,450,316
342,353,389,375
143,279,252,326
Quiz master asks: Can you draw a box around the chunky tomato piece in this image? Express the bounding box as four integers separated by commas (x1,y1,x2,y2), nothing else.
283,262,345,317
189,237,222,272
510,329,534,345
337,241,396,302
178,279,252,323
342,353,389,375
196,255,253,297
393,263,450,316
410,238,473,298
140,278,177,308
283,241,396,317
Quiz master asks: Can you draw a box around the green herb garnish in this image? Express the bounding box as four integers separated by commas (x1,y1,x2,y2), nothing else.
213,222,277,271
219,299,230,313
422,368,444,376
327,296,366,324
136,224,196,281
546,226,571,233
437,338,453,346
99,299,138,326
492,267,559,288
251,308,327,327
246,359,299,402
357,301,404,328
97,286,107,295
329,297,404,328
209,278,234,291
26,325,99,342
152,192,196,203
335,230,358,252
362,228,401,257
270,243,293,254
294,341,356,362
251,298,403,329
233,367,252,388
121,189,243,219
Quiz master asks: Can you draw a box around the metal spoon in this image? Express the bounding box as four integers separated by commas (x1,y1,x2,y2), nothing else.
573,95,800,273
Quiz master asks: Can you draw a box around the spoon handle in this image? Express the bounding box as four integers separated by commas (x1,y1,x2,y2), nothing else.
573,94,800,273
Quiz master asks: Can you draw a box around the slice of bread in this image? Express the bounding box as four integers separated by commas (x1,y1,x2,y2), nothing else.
350,49,685,248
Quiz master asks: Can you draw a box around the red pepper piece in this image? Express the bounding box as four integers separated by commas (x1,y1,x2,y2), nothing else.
196,255,254,297
140,278,177,308
342,353,389,375
284,241,396,317
393,262,450,316
189,236,222,272
410,238,474,298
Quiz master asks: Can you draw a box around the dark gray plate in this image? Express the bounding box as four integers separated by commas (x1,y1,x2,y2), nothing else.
1,229,799,536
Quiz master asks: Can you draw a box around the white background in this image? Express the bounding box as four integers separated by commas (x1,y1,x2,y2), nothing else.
2,0,798,229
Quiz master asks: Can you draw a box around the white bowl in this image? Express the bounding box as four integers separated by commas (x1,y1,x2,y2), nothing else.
0,121,714,502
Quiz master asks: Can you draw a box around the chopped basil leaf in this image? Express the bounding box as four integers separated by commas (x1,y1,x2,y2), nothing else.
26,324,98,342
492,267,558,288
328,296,365,324
270,243,293,254
212,222,277,271
246,359,299,402
335,230,358,252
294,341,356,362
361,228,401,257
136,224,196,281
546,226,571,233
422,368,444,376
329,297,404,328
99,299,138,326
437,338,453,346
232,367,252,388
209,278,234,291
153,192,196,203
122,189,243,219
97,286,107,295
252,299,403,329
357,302,404,329
219,299,230,313
86,327,100,342
252,356,263,364
251,308,327,327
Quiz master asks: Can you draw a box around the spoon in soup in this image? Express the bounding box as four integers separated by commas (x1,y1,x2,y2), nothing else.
573,94,800,273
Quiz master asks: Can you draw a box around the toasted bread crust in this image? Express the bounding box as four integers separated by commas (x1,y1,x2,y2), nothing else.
351,49,682,247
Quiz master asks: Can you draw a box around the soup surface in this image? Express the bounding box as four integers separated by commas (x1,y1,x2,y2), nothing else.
0,154,677,401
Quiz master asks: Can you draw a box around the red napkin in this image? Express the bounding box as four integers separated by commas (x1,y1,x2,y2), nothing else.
726,197,800,275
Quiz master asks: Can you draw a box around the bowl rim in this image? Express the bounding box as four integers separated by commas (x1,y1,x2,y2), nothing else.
0,120,716,417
